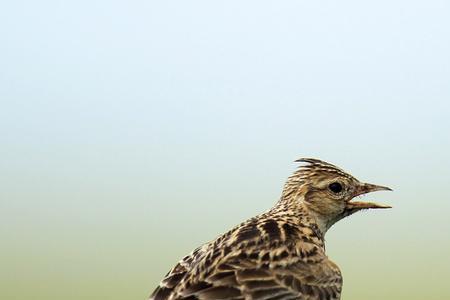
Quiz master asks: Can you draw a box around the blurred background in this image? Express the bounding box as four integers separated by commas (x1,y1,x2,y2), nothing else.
1,1,449,299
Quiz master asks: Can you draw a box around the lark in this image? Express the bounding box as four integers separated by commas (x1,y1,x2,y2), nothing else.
149,158,392,300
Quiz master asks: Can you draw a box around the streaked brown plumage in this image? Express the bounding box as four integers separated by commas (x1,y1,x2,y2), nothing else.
149,158,392,300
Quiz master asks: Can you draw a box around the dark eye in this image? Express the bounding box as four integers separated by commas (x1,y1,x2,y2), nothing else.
328,182,343,193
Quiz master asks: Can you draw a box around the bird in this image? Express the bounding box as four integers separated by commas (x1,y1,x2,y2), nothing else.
149,158,392,300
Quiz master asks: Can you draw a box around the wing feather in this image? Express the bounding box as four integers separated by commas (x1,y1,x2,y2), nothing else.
149,218,342,300
152,245,341,300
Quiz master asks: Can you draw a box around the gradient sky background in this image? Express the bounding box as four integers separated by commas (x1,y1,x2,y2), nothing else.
1,1,450,299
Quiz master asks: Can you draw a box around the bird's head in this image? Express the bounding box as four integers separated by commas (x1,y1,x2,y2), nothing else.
280,158,392,234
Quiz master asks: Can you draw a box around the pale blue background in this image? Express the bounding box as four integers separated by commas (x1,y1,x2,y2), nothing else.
1,1,449,299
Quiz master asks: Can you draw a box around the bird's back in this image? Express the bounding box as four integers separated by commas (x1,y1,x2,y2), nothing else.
150,211,342,300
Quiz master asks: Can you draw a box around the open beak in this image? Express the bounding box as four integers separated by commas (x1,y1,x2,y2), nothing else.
346,183,392,209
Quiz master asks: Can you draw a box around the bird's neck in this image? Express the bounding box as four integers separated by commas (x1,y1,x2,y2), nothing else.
305,208,338,236
270,199,326,250
276,190,344,236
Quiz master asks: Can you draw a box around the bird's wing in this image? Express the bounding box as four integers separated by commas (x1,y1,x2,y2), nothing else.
151,241,342,300
150,215,342,300
150,244,210,300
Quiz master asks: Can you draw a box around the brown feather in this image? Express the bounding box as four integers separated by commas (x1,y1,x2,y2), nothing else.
149,158,391,300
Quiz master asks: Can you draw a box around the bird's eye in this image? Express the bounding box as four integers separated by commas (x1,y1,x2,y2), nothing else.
328,182,343,193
